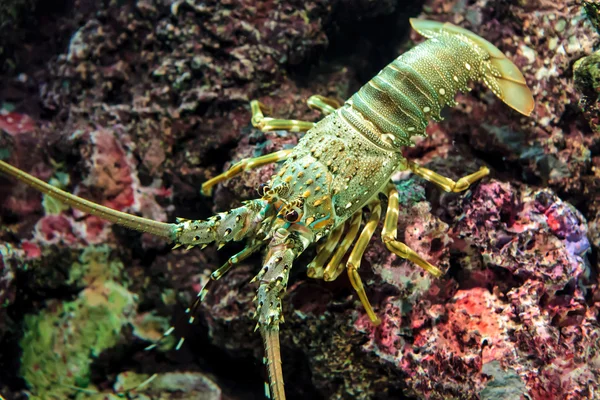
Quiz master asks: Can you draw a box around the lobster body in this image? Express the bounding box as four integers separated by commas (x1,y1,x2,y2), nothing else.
0,19,534,400
269,111,403,231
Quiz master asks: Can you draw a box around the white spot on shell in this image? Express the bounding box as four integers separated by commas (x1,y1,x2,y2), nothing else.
423,106,431,113
439,88,446,95
465,62,471,70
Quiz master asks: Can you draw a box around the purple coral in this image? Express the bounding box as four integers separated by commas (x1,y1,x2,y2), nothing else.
348,180,596,399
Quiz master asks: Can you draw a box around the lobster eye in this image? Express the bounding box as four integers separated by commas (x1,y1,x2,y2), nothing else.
258,183,270,196
285,209,300,223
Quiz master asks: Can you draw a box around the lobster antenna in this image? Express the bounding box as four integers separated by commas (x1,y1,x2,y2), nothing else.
0,160,175,240
262,327,285,400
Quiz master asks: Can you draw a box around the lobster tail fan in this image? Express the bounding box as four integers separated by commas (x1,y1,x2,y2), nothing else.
487,56,535,116
409,18,535,116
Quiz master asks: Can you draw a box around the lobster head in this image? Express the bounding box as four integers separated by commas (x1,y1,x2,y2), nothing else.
260,153,336,245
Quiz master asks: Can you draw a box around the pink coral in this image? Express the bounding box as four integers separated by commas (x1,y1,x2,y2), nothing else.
0,112,36,136
454,181,589,295
348,179,596,399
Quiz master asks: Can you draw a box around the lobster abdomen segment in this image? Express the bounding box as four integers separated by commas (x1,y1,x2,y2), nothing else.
349,19,534,149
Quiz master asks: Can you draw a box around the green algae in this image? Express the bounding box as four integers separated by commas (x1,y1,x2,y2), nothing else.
574,50,600,103
41,172,71,215
394,177,426,205
19,246,137,399
584,0,600,35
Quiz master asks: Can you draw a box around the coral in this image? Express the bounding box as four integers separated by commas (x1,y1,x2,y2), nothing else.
0,0,597,399
19,246,136,398
0,111,36,136
573,50,600,265
75,371,221,400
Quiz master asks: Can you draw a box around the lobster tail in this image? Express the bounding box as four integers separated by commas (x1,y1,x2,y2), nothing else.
410,18,535,116
346,18,534,150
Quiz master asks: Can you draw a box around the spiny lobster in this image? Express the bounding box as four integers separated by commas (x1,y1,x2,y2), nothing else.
0,19,533,399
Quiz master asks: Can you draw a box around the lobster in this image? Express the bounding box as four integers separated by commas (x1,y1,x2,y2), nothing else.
0,19,533,399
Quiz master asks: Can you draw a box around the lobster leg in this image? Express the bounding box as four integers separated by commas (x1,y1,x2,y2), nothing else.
382,184,444,278
203,95,343,196
251,100,315,132
205,94,344,196
251,94,341,132
408,161,490,193
323,211,362,281
306,223,345,279
306,95,341,115
346,199,383,325
201,149,292,196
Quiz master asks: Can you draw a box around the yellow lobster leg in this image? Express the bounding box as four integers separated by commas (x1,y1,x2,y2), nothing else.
306,223,345,279
251,100,314,132
201,149,292,196
408,161,490,193
251,95,341,132
306,95,341,116
322,211,362,281
381,184,443,278
202,95,341,196
346,199,383,325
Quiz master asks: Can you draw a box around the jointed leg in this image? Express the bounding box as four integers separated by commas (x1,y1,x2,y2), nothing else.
323,211,362,281
250,95,341,132
201,149,292,196
381,184,443,278
307,95,341,116
251,100,315,132
408,161,489,193
202,95,341,196
346,200,383,325
307,223,345,279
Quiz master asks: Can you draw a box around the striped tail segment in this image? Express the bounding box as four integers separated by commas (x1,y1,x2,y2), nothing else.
347,18,534,149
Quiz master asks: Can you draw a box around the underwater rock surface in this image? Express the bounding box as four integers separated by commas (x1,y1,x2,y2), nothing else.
0,0,598,399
